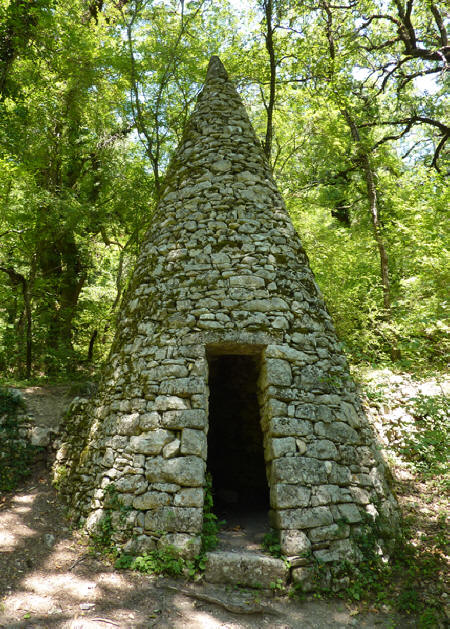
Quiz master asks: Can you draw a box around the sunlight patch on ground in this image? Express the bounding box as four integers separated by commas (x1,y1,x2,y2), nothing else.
23,573,99,599
94,571,138,590
0,510,37,549
1,591,56,615
12,494,36,504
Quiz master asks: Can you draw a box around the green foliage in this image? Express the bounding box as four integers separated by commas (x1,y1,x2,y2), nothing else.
1,0,447,379
328,511,446,623
269,577,286,593
0,387,41,493
262,529,282,558
123,545,187,577
89,483,133,556
401,395,449,476
200,472,223,553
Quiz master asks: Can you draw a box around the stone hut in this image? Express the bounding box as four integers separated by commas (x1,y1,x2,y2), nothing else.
55,56,398,585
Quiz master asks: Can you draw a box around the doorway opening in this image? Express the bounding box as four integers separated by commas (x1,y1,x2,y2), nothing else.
207,351,270,530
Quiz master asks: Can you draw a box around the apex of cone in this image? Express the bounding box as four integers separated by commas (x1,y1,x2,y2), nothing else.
206,55,229,81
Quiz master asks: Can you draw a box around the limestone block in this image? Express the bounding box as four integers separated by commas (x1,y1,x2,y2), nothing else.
310,485,352,506
306,439,338,460
114,474,147,494
270,417,312,437
266,437,296,460
264,398,287,418
204,551,289,588
101,448,115,467
264,359,292,387
274,506,333,529
127,534,157,554
163,438,180,459
369,466,387,494
294,404,318,420
174,487,204,507
155,364,189,378
308,523,350,543
180,428,207,458
272,316,289,330
133,491,171,510
160,377,204,396
245,299,272,312
357,446,377,467
291,566,316,592
271,483,311,509
152,482,180,493
349,487,370,504
271,457,328,485
161,409,206,429
315,421,360,444
130,430,173,455
337,503,362,523
198,320,223,329
229,275,265,289
338,445,358,465
313,539,361,563
158,533,202,558
211,252,230,266
266,345,310,363
145,455,205,486
116,413,140,435
154,396,190,411
327,462,352,485
133,454,145,467
144,506,202,533
211,159,232,172
85,509,105,533
339,401,362,428
280,529,311,556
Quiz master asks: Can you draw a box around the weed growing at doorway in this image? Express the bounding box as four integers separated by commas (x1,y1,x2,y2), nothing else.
200,472,224,552
262,530,283,558
0,387,42,493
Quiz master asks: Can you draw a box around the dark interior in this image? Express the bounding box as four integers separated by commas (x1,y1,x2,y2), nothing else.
207,353,269,519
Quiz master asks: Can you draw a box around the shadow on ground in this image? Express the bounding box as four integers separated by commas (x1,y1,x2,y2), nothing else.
0,464,418,629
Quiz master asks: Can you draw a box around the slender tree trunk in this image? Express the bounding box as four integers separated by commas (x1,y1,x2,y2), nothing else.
0,266,33,377
87,329,98,362
262,0,276,161
343,110,392,315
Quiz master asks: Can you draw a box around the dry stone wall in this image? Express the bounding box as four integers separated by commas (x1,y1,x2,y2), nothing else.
54,57,399,579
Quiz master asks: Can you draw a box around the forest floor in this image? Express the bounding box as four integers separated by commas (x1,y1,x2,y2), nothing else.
0,385,448,629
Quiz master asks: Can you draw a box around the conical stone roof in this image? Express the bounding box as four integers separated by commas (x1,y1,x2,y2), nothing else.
55,57,399,588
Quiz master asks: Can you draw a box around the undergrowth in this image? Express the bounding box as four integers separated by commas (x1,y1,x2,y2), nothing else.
337,514,446,627
401,394,449,477
262,529,283,558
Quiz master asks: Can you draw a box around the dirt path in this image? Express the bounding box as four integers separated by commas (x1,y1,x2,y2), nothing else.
0,463,417,629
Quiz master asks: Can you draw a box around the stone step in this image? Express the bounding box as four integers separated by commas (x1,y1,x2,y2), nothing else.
204,550,289,589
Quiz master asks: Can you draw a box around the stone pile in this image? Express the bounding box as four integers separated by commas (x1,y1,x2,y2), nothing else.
360,370,449,452
54,56,399,587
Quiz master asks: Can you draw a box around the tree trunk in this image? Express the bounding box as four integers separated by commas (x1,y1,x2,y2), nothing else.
343,110,392,316
262,0,276,161
0,266,33,377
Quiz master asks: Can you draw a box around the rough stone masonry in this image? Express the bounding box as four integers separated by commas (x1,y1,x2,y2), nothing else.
54,56,399,583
